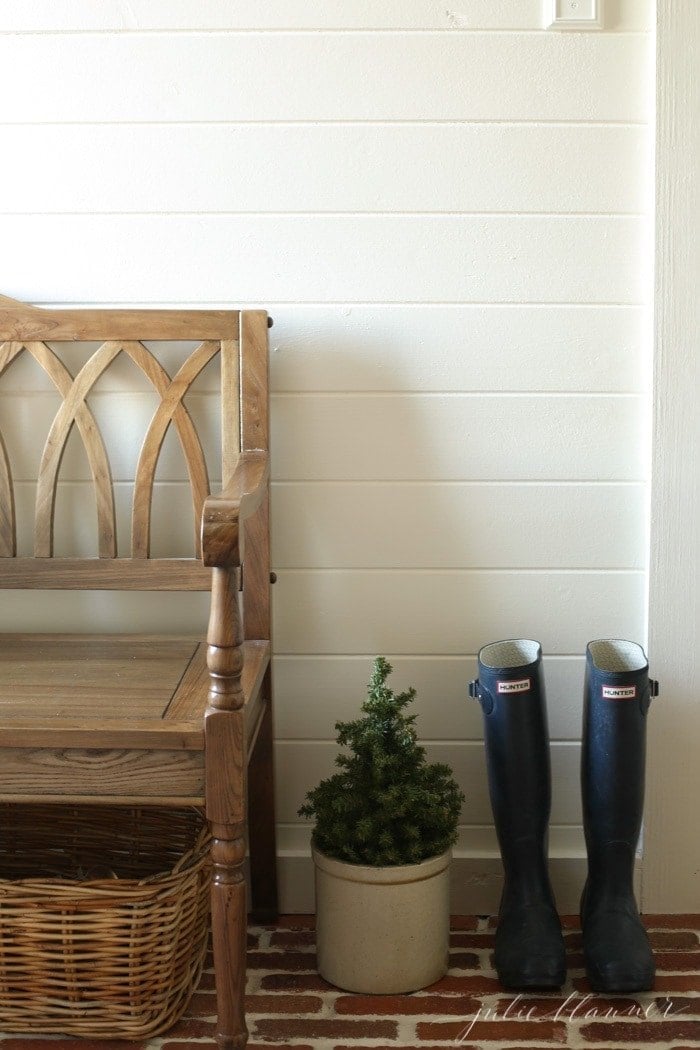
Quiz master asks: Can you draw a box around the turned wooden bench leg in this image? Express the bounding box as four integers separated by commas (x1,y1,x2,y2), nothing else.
210,821,248,1049
206,567,249,1049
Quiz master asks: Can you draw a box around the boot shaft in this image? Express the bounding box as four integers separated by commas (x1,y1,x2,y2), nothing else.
579,639,658,992
471,639,552,874
581,639,658,862
470,638,566,987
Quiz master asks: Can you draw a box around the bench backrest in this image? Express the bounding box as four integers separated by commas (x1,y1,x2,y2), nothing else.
0,297,269,603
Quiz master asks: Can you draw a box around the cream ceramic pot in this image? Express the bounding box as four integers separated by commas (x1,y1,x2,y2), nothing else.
312,847,451,993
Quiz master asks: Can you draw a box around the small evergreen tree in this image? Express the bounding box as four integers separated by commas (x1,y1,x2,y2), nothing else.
298,657,465,866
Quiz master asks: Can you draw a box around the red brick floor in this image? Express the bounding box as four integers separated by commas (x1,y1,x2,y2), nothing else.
1,915,699,1048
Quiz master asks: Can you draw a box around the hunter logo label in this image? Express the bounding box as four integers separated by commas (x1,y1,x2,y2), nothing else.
497,678,531,694
602,685,637,700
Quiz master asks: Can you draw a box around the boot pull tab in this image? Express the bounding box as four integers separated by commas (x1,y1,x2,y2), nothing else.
468,679,494,715
641,677,659,714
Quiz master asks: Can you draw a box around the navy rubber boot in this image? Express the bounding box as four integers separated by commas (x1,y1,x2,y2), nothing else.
470,639,566,989
581,639,658,992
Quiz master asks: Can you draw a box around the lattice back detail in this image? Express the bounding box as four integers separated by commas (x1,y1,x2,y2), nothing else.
0,338,236,561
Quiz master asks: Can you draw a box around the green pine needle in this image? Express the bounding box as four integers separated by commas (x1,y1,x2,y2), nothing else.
298,656,465,866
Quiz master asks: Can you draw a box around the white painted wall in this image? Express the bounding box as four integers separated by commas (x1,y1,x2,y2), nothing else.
0,1,655,911
644,0,700,912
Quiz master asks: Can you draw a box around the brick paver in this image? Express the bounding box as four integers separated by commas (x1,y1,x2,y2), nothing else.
1,915,698,1048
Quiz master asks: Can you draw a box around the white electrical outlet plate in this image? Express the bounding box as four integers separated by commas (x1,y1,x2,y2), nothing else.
545,0,603,29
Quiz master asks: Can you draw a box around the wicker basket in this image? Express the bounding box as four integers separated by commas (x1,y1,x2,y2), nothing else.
0,804,211,1038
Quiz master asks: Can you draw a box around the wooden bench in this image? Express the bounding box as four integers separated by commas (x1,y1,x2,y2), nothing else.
0,295,277,1049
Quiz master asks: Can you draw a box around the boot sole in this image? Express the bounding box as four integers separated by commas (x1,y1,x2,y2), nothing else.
584,955,655,993
586,971,655,993
498,972,566,990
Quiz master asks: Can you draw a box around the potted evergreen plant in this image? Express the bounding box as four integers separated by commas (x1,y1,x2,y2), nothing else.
298,657,464,993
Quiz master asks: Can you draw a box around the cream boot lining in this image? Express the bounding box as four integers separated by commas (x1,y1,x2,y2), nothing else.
589,639,646,672
479,639,540,669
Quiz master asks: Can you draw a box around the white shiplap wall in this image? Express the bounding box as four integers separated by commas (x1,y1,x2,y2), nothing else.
0,1,654,912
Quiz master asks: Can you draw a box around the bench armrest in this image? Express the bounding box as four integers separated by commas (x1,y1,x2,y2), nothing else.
201,450,269,567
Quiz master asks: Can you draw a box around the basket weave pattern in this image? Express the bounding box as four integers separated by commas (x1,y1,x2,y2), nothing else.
0,805,211,1038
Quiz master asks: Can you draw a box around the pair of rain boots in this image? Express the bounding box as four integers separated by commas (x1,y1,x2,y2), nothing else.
469,638,658,992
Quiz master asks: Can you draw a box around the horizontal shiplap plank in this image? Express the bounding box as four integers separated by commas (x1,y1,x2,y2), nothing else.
270,395,645,481
278,823,586,857
0,35,650,123
273,655,586,740
0,1,654,32
271,482,645,568
1,392,221,482
0,592,209,633
13,481,214,559
267,306,647,392
0,216,646,304
0,342,218,393
0,306,648,394
273,570,646,654
0,124,649,214
276,740,582,824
